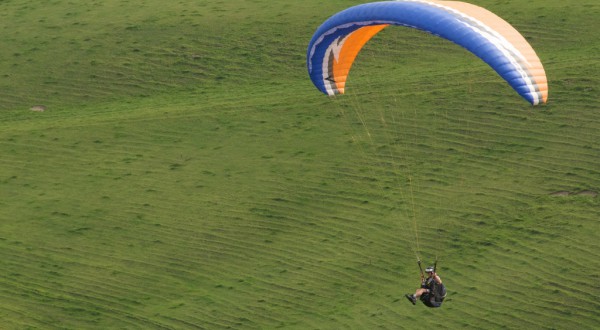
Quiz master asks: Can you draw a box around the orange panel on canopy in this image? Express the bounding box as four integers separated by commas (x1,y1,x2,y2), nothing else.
332,24,389,93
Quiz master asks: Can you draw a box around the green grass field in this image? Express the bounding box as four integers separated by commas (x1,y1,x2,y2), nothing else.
1,0,599,328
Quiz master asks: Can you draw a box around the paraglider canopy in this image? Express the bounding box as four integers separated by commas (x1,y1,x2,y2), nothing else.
306,0,548,105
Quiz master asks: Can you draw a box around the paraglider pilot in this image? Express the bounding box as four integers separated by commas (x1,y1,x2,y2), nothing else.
405,266,446,307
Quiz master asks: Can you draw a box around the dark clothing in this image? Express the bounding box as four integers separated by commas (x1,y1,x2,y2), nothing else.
421,277,436,290
420,277,446,308
420,292,443,307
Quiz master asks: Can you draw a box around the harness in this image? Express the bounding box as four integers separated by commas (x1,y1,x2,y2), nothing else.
416,259,447,307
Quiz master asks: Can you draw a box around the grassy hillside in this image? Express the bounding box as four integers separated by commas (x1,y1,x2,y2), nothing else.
1,0,599,329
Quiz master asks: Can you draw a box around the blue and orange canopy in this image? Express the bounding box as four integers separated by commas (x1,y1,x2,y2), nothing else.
306,0,548,105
